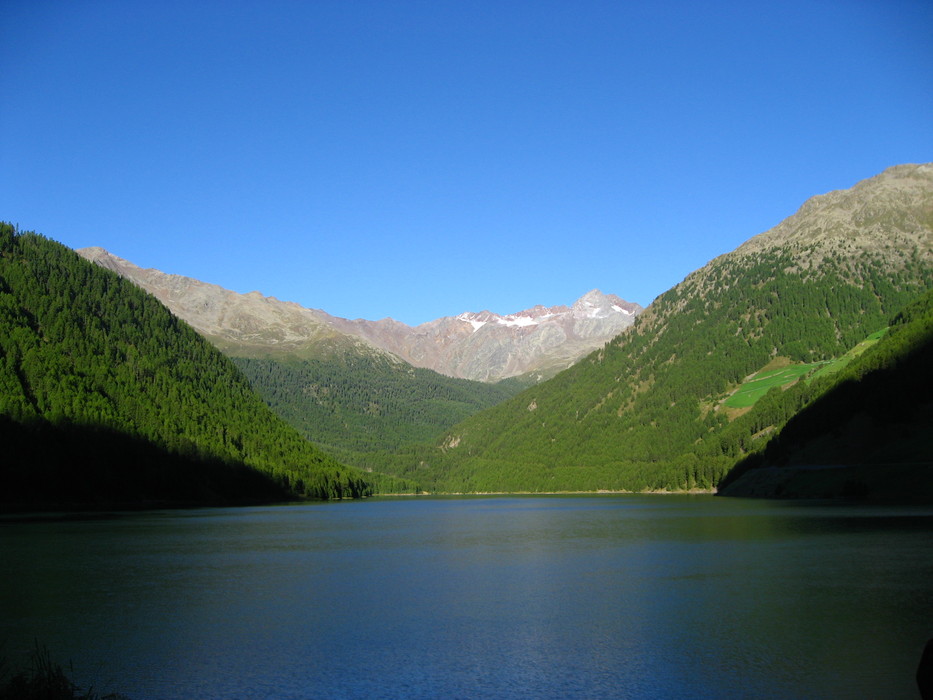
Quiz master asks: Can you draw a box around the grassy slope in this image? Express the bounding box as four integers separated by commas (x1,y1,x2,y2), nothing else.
722,328,887,409
724,362,826,409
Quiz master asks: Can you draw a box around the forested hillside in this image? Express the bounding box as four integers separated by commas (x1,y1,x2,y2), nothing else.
232,354,523,463
718,287,933,500
384,164,933,493
0,225,393,509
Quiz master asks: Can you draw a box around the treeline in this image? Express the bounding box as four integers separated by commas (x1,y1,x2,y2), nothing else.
387,241,932,494
232,354,522,460
0,224,384,508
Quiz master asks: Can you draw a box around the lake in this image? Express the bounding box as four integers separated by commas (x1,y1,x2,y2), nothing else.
2,495,932,699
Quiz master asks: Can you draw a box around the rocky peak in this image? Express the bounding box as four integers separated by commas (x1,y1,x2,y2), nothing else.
572,289,638,320
735,162,933,259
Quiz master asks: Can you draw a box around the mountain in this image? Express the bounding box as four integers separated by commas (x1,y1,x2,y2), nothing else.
388,163,933,494
323,290,642,382
75,248,530,462
75,249,639,469
0,225,392,510
77,246,388,361
76,247,642,382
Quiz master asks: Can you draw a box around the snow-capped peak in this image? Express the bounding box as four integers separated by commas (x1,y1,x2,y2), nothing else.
570,289,640,320
572,289,612,319
455,292,640,333
457,310,543,331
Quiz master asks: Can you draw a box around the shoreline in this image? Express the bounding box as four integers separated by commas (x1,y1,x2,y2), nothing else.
373,487,718,497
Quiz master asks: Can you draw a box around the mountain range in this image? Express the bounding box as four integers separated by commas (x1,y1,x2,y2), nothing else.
3,162,931,508
77,246,641,383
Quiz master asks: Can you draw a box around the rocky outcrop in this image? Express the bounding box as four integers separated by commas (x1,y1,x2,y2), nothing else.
735,162,933,261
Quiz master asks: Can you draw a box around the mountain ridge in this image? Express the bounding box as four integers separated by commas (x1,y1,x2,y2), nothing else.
77,247,642,382
78,246,386,360
322,288,641,382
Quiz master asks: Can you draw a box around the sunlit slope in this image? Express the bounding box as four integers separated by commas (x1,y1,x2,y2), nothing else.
721,328,887,411
403,164,933,493
0,225,381,508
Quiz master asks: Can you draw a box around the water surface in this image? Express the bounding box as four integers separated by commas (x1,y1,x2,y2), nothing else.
2,495,931,699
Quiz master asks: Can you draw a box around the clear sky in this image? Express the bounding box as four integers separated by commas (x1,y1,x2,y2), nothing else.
2,1,931,325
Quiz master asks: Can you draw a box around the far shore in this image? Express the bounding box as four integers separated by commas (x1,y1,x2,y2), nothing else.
372,488,718,497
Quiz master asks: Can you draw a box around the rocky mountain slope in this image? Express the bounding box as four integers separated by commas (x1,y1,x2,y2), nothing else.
78,247,385,361
324,290,641,381
387,163,933,493
77,248,642,382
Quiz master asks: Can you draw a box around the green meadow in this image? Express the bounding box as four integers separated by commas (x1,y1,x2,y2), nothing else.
724,363,824,408
723,329,888,409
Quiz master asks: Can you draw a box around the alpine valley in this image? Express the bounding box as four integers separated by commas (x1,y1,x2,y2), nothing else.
75,249,642,464
2,162,932,508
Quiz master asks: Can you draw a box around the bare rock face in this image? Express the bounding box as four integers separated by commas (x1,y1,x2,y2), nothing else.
77,248,642,382
637,162,933,331
326,290,642,381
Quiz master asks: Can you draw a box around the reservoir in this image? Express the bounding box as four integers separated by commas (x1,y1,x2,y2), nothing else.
2,495,932,699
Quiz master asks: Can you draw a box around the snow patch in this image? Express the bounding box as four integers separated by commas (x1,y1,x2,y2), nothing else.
576,304,607,319
458,313,488,332
497,315,539,327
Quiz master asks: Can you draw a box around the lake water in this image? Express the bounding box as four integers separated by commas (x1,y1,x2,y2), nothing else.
2,495,932,699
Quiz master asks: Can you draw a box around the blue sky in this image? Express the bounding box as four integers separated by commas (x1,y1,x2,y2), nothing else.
2,1,931,325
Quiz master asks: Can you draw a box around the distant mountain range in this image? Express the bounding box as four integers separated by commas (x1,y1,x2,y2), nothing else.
324,289,641,382
77,247,642,382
